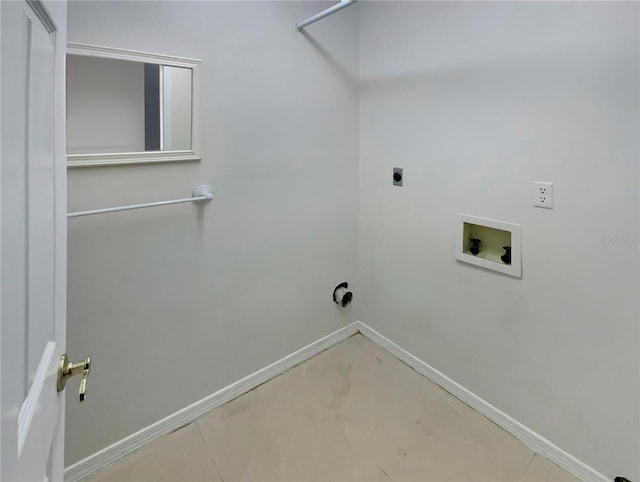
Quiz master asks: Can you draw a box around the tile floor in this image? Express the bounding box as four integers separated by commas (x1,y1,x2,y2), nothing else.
85,335,578,482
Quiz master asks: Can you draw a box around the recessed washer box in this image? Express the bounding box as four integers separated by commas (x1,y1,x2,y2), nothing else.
455,214,522,278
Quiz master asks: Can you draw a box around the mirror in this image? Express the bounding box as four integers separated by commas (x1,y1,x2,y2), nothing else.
66,44,201,167
67,57,192,154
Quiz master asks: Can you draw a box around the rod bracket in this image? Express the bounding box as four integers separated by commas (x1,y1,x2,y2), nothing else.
193,185,214,203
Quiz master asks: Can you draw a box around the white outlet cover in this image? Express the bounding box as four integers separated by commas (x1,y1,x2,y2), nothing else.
534,181,553,209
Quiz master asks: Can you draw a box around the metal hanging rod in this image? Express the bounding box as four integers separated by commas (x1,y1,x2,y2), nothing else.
67,185,214,218
296,0,357,31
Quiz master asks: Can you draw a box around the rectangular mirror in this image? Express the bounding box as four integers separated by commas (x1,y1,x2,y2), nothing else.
66,43,201,167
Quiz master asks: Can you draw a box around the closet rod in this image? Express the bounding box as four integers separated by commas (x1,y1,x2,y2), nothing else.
67,185,213,218
296,0,357,31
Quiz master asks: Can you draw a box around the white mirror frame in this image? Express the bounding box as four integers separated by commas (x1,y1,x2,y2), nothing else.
66,43,202,168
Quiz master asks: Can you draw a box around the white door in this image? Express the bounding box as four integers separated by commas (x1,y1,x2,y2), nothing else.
1,1,68,481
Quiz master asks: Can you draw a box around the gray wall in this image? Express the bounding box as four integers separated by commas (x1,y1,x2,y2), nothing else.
358,2,639,479
67,1,639,479
66,0,359,465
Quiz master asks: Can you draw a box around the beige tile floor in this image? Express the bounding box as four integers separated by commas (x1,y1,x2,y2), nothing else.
85,335,578,482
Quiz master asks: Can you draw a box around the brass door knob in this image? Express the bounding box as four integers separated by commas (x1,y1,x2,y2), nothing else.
57,354,91,402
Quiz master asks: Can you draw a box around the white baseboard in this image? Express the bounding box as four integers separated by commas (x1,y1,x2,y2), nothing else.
64,322,359,482
355,321,609,482
65,320,608,482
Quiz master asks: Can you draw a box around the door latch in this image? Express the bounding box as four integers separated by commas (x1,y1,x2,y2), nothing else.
57,354,91,402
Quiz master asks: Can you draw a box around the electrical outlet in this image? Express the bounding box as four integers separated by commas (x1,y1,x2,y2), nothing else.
534,181,553,209
393,167,403,186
